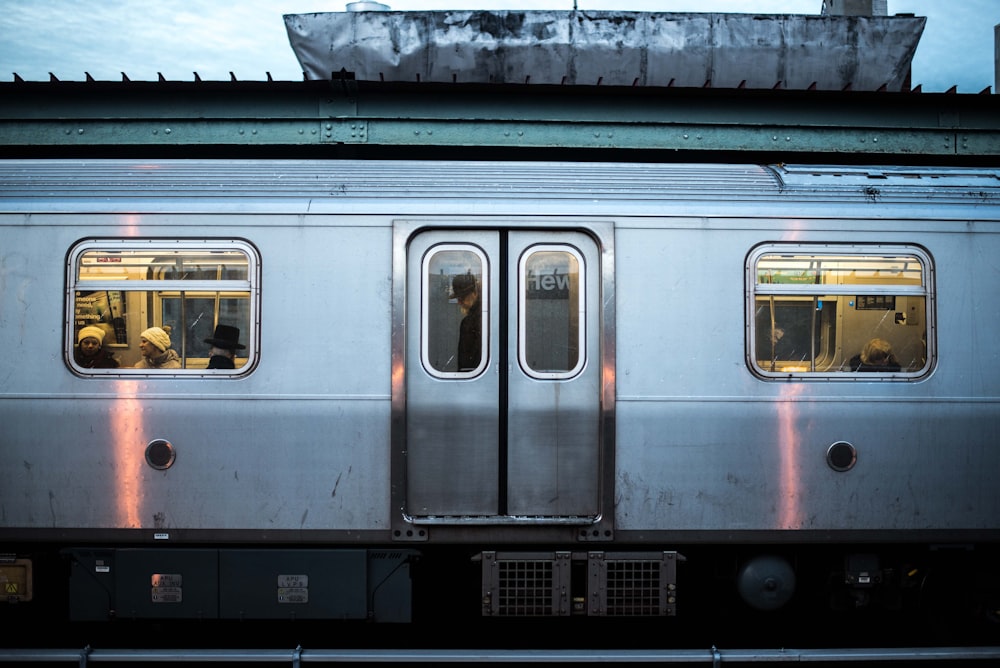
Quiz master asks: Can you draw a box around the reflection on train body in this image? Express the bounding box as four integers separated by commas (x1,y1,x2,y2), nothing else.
0,160,996,655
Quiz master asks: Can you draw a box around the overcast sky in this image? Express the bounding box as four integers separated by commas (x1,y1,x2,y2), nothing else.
0,1,995,93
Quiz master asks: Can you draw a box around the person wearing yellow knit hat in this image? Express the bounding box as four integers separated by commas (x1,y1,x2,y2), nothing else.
74,325,119,369
134,326,182,369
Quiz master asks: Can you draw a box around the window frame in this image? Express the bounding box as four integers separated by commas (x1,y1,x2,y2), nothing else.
746,242,934,381
66,238,260,377
420,243,490,380
518,243,587,380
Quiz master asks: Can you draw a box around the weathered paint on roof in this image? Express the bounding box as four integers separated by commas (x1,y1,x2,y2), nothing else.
283,10,925,91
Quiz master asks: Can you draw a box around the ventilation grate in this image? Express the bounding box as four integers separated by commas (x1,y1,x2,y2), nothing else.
479,551,572,617
478,550,682,617
589,551,679,617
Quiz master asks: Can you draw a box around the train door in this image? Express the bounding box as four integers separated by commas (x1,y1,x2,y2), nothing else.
396,227,610,525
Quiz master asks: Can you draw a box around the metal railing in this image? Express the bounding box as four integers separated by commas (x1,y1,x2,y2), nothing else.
2,645,1000,665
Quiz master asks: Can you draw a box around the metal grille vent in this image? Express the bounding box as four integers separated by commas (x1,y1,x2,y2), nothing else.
601,558,662,616
589,552,679,617
479,550,681,617
498,560,554,616
480,551,571,617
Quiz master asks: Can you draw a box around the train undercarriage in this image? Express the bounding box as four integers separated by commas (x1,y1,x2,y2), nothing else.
2,540,998,660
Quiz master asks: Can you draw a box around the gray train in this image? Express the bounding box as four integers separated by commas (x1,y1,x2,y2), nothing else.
1,7,999,653
0,157,998,654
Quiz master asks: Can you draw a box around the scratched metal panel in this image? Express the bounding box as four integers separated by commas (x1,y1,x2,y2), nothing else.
284,10,925,91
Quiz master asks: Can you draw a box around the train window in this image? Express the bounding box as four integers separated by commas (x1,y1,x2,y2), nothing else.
67,240,259,374
421,244,488,378
519,245,585,380
748,244,932,379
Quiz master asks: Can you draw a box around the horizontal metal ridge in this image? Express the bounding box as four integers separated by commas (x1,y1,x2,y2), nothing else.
0,160,780,199
1,645,999,663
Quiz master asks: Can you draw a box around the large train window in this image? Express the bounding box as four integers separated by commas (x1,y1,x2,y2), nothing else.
748,244,932,379
519,244,585,379
421,244,489,377
67,239,259,375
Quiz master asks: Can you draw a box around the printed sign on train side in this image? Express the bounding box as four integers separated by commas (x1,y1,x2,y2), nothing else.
526,270,570,299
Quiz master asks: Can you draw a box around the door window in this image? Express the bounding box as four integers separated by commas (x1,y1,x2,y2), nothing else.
519,245,585,379
421,244,489,378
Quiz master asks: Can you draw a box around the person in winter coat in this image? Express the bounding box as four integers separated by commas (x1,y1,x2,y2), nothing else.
451,272,482,372
134,326,182,369
848,337,901,372
74,325,119,369
204,324,245,369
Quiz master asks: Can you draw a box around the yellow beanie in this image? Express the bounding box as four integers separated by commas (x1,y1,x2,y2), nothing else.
78,325,105,344
141,327,171,352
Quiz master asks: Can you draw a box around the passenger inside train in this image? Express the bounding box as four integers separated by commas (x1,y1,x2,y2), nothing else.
204,324,245,369
73,325,120,369
134,327,182,369
848,338,902,372
451,272,482,372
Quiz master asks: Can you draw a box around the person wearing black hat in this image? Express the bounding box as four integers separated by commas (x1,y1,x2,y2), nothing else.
451,272,481,372
204,324,246,369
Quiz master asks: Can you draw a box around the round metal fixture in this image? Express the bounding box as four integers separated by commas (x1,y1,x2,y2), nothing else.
736,554,796,611
145,439,176,470
826,441,857,472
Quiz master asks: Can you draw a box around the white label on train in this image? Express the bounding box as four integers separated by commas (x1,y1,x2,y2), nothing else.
278,587,309,604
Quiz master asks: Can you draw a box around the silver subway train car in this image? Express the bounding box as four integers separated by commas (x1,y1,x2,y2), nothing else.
1,32,1000,654
0,157,998,653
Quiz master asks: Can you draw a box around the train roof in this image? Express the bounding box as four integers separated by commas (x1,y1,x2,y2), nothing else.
0,160,997,219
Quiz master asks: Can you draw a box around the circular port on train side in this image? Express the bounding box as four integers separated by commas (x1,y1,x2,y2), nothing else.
736,554,796,611
145,439,176,470
826,441,857,472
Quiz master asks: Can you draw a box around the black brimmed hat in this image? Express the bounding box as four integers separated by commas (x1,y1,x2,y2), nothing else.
204,324,246,350
450,273,478,299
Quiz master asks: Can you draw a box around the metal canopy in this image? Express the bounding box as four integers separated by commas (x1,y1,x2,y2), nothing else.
284,11,925,92
1,78,998,163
